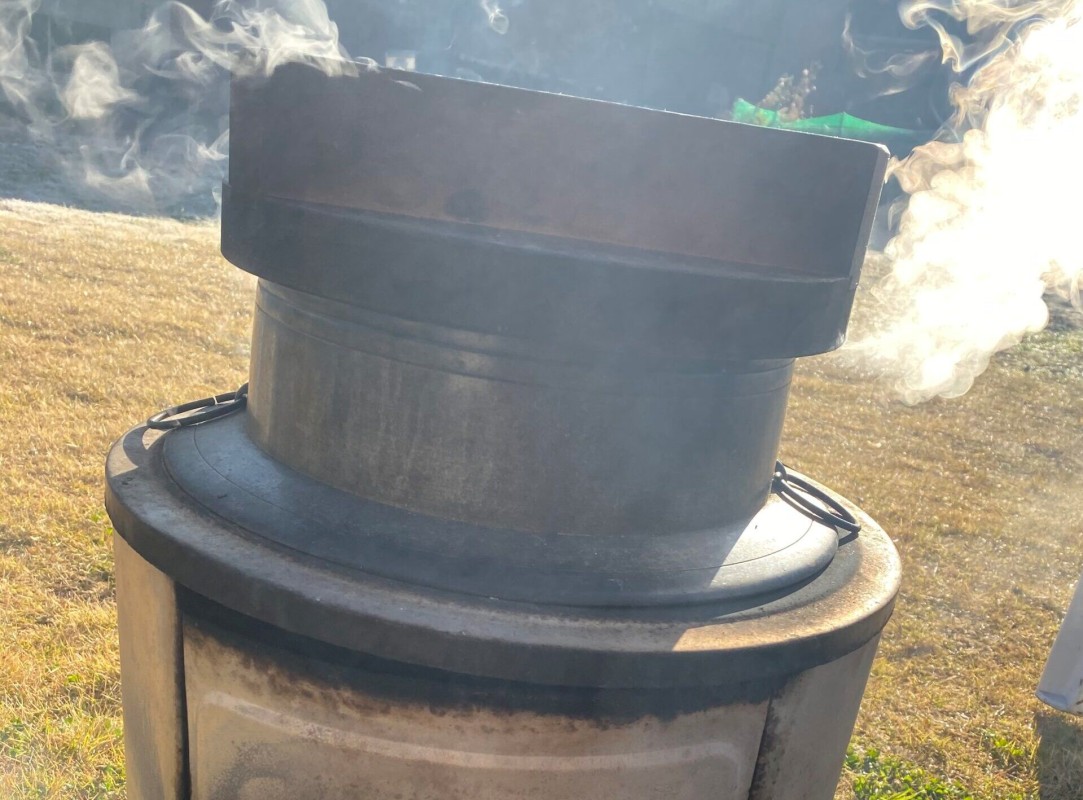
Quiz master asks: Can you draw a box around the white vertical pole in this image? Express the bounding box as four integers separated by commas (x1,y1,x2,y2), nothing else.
1038,575,1083,714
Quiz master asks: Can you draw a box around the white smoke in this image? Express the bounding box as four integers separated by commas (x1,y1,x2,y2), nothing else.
0,0,356,214
0,2,49,126
60,43,140,120
847,1,1083,403
842,12,939,90
481,1,509,35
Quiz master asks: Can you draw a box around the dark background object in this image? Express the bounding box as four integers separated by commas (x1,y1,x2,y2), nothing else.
29,0,953,139
327,0,951,133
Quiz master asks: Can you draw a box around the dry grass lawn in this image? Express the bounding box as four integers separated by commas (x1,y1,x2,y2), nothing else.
1,199,1082,798
0,200,250,798
792,303,1083,798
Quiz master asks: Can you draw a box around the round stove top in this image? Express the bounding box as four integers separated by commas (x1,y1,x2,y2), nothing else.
106,418,900,688
157,412,838,608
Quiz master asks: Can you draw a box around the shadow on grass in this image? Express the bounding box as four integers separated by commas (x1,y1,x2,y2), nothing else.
1036,710,1083,799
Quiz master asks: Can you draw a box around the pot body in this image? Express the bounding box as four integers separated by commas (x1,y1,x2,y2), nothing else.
248,280,793,537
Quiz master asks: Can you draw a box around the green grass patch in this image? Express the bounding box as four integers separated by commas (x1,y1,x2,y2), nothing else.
844,747,975,800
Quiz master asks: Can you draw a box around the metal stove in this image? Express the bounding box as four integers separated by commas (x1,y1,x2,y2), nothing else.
106,62,899,800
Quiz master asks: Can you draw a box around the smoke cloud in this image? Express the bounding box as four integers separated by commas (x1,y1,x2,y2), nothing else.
481,1,510,35
846,0,1083,403
842,12,939,92
0,0,356,214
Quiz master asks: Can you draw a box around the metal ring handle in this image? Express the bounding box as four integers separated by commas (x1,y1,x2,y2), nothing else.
147,383,249,430
772,461,862,536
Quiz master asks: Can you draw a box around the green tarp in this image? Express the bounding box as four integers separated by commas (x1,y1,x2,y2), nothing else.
731,98,928,149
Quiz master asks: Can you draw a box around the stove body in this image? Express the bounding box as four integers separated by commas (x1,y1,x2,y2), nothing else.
107,63,899,800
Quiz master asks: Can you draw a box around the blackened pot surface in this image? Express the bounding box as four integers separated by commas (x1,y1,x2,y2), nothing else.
247,280,794,536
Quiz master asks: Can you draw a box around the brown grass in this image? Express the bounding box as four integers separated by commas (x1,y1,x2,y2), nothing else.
792,321,1083,798
0,199,1082,798
0,200,250,798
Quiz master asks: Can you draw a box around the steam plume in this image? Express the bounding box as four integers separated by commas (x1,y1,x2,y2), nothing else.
847,0,1083,403
0,0,354,213
842,12,939,96
481,1,510,35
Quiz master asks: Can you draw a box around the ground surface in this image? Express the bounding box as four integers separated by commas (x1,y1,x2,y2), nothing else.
0,200,249,798
795,296,1083,799
0,200,1082,799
